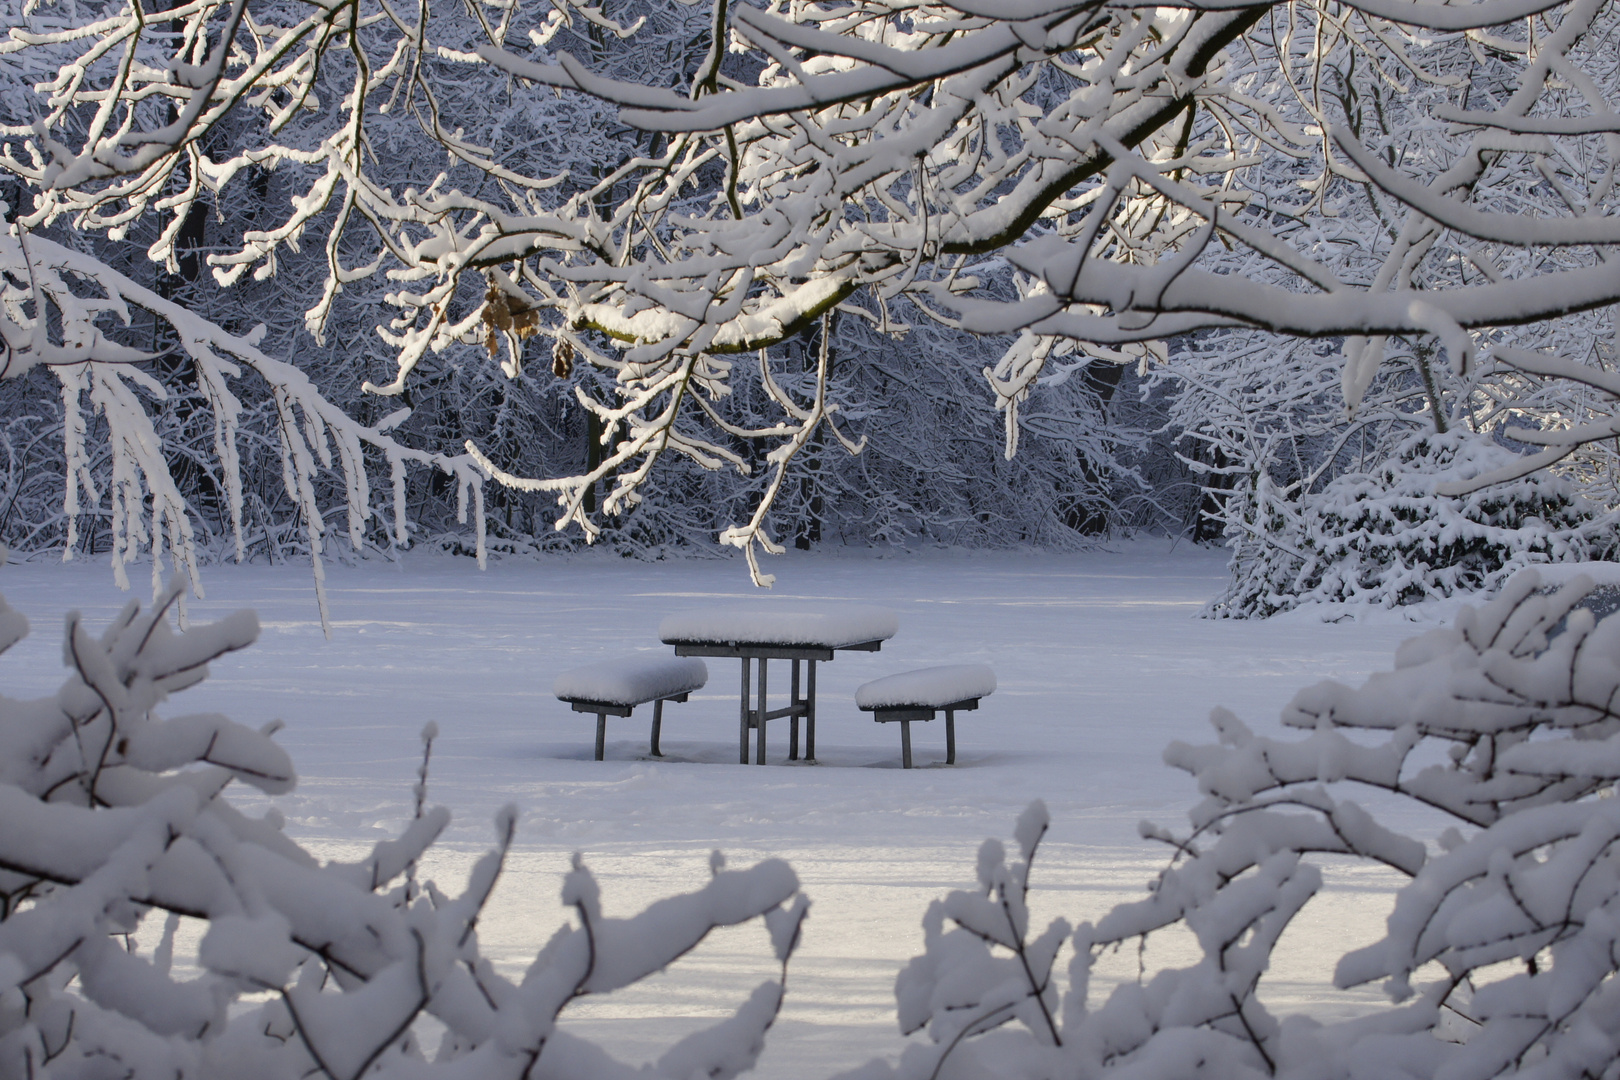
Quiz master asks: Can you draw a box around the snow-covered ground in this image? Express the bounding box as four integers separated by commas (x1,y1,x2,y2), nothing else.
0,543,1449,1076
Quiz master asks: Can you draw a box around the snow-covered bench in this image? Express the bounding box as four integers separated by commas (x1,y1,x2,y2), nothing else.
855,664,995,768
553,655,709,761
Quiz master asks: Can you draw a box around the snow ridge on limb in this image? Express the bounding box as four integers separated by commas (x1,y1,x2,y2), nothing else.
1433,348,1620,496
1164,0,1571,27
0,582,811,1079
885,800,1071,1078
960,0,1569,25
877,574,1620,1079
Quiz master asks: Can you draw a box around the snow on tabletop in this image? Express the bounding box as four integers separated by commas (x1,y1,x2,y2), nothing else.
658,605,899,648
552,655,708,706
855,664,996,709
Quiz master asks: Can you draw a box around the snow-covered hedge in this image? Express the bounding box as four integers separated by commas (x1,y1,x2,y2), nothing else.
0,576,807,1079
8,570,1620,1080
1210,432,1617,618
866,569,1620,1079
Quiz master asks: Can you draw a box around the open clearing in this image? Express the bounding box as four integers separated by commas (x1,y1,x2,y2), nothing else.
0,544,1445,1076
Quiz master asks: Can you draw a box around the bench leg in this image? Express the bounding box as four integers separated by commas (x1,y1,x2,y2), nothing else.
789,659,801,761
595,712,607,762
806,660,817,761
651,698,664,757
900,720,913,769
946,708,955,766
756,658,769,765
739,658,751,765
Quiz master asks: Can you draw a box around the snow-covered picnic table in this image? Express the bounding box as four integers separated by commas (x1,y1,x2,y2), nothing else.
659,605,899,764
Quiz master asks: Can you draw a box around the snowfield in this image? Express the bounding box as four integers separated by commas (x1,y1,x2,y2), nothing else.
0,544,1447,1076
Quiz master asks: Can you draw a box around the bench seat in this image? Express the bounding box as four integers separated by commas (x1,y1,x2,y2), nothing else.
856,664,995,768
554,655,708,760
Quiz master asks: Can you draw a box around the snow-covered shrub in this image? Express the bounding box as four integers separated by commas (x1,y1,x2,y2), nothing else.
21,566,1620,1080
1209,431,1617,618
869,570,1620,1080
0,577,807,1079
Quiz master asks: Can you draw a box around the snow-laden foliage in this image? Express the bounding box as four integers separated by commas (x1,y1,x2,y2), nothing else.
0,575,808,1079
8,543,1620,1080
465,0,1620,573
0,0,1169,580
799,307,1180,549
1154,304,1620,612
869,571,1620,1080
0,226,489,634
5,0,1619,589
1207,431,1620,617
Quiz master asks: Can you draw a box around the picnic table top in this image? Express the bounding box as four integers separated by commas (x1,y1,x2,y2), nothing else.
658,604,899,651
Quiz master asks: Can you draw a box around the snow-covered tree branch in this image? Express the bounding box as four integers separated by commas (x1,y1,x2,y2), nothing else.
4,0,1616,587
0,575,809,1078
0,224,488,632
868,570,1620,1079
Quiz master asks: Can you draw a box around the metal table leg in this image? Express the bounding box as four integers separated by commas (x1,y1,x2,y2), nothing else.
806,660,817,761
945,708,955,765
756,658,769,764
651,698,664,757
789,660,801,761
595,712,608,761
900,720,913,769
739,658,751,764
